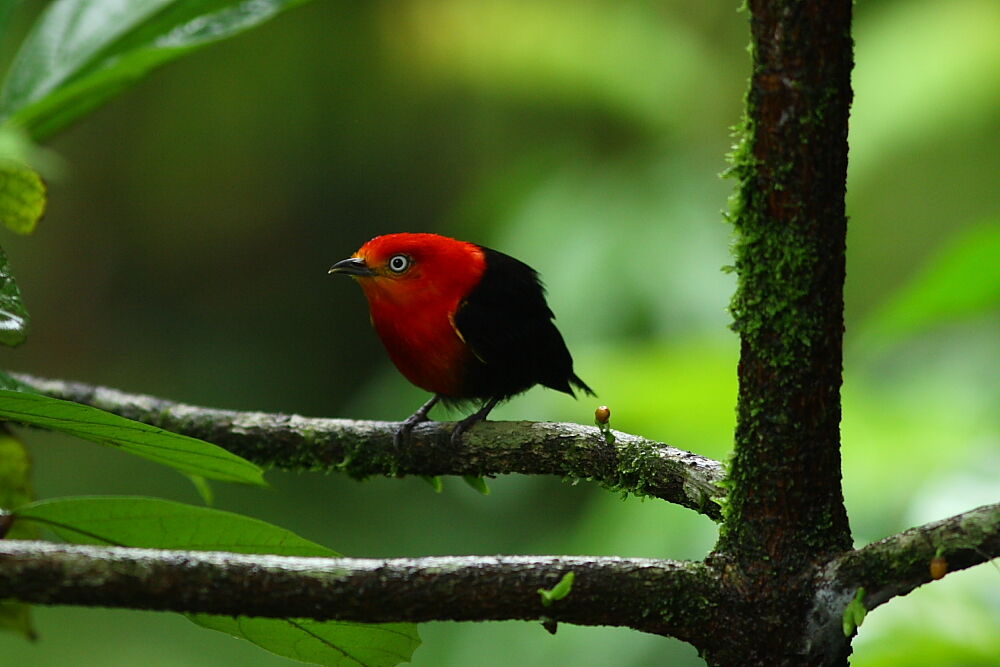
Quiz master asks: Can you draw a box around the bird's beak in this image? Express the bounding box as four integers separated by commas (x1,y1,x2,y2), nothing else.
328,257,376,277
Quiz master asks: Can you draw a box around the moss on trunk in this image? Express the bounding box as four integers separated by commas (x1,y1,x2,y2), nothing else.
708,0,856,663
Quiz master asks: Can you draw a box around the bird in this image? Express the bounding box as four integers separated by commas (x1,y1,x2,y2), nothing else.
329,232,594,446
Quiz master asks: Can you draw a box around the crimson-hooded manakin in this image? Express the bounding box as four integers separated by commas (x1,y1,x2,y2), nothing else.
329,232,594,445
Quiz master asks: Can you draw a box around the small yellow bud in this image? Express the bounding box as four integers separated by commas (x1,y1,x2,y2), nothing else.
929,556,948,580
594,405,611,425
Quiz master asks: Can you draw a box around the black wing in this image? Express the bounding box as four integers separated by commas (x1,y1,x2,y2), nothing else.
454,247,593,400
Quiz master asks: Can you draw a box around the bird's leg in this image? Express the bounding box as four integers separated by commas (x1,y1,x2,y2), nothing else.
394,394,441,448
451,396,500,446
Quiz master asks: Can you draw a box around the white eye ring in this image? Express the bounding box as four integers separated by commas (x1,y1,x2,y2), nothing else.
387,254,411,273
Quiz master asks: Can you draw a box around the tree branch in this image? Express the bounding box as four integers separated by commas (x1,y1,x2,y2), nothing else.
801,502,1000,657
10,373,725,519
0,539,721,638
825,502,1000,610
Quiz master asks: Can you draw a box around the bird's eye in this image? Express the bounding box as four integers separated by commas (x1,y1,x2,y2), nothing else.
387,254,411,273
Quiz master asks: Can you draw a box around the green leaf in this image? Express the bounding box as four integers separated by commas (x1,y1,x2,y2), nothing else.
186,474,214,505
0,390,265,485
0,430,35,518
538,571,575,607
14,496,339,554
0,246,29,346
15,496,421,666
0,160,46,235
842,587,867,637
0,599,35,642
0,0,314,141
862,221,1000,342
0,429,38,640
192,616,421,667
462,475,490,495
419,475,444,493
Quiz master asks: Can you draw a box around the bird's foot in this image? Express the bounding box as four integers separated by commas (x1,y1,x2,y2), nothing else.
394,395,441,448
450,414,481,446
393,416,424,448
449,397,500,446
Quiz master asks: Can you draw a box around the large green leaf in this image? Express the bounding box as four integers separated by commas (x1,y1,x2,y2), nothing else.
193,616,421,667
15,495,337,553
16,496,421,667
0,0,313,140
861,221,1000,342
0,246,29,346
0,390,265,485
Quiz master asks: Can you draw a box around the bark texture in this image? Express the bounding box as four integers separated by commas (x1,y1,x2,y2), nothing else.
0,541,720,637
708,0,856,664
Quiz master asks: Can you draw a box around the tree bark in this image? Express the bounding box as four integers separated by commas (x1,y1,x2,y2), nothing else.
709,0,855,664
0,541,720,637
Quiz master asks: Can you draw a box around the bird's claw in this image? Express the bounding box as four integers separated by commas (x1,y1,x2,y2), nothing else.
449,396,499,446
450,415,481,446
393,415,424,449
393,395,441,448
392,424,410,449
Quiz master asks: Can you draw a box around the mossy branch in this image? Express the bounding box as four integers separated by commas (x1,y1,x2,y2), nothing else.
0,540,720,638
825,502,1000,610
11,373,725,519
802,502,1000,656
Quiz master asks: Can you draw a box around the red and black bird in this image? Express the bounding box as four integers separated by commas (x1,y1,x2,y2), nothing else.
329,233,594,444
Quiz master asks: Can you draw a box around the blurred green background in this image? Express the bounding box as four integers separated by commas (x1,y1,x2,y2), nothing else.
1,0,998,665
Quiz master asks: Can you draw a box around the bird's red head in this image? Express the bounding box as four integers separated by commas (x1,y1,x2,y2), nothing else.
331,233,487,307
329,233,488,396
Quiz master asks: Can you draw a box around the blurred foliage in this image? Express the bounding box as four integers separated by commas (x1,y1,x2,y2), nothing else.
0,0,997,665
0,429,37,640
859,221,1000,345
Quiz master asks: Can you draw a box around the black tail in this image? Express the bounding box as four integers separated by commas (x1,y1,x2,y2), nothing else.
570,373,596,398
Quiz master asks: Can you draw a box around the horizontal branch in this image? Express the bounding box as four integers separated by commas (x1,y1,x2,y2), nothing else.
12,373,725,519
828,502,1000,609
0,540,720,638
805,502,1000,654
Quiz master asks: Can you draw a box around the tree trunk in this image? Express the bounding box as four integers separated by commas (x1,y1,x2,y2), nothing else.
708,0,855,664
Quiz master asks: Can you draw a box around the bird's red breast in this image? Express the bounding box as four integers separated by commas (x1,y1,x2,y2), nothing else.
349,233,487,397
